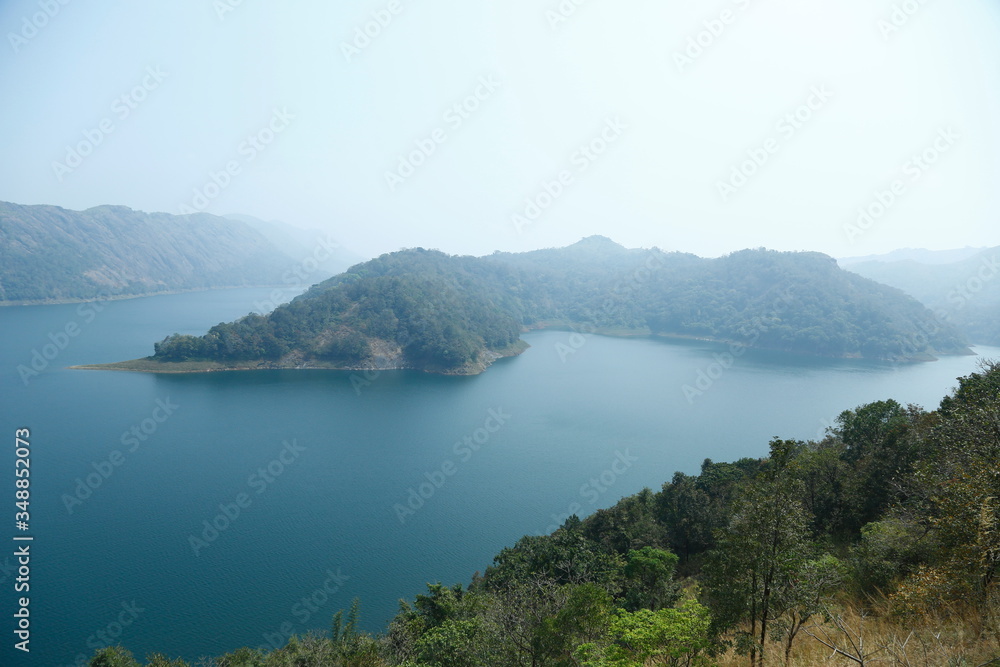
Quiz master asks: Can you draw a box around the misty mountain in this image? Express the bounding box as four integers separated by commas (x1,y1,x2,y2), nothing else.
838,246,987,266
140,237,970,375
843,246,1000,345
224,213,363,275
0,202,350,304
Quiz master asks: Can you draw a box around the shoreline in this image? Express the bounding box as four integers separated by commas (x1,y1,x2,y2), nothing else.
522,324,975,362
0,284,299,308
70,340,531,377
70,328,976,378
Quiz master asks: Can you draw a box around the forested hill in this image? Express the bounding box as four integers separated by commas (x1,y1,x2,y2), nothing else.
0,201,348,304
141,237,970,374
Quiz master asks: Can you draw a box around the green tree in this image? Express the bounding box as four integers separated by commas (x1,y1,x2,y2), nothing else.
89,647,141,667
215,646,266,666
413,618,483,667
833,400,921,535
702,439,811,667
621,547,681,611
897,361,1000,612
771,554,846,665
536,583,615,667
575,599,714,667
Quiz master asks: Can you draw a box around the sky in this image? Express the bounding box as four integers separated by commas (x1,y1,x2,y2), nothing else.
2,0,1000,261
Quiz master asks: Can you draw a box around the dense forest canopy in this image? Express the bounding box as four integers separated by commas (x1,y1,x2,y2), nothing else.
149,237,970,373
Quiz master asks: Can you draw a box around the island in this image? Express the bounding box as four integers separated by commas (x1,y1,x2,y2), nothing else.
77,237,972,376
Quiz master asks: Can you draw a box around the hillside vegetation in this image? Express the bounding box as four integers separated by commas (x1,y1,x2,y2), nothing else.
140,237,970,374
90,360,1000,666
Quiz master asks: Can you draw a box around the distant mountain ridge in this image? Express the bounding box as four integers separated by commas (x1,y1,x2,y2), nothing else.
843,245,1000,345
223,213,362,274
0,202,354,304
91,237,972,376
839,246,988,266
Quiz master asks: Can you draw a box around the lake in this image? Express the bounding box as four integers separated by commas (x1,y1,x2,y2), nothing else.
1,287,996,665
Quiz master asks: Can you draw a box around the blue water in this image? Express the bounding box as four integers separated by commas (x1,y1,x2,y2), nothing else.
0,288,996,665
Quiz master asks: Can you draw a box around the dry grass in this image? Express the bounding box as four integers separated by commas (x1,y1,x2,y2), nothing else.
714,601,999,667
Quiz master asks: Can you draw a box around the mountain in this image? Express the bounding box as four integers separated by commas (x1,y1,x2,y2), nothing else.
838,246,987,266
0,202,350,304
224,213,363,275
93,238,971,375
843,246,1000,345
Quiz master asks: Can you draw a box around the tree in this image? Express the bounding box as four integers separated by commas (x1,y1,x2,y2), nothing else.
896,361,1000,613
484,577,570,667
215,647,266,666
88,647,140,667
832,400,921,535
622,547,681,611
536,583,615,666
482,519,624,592
413,618,483,667
702,439,811,667
575,599,714,667
772,554,846,665
583,488,666,555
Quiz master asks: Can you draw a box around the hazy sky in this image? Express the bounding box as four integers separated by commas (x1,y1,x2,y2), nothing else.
3,0,1000,260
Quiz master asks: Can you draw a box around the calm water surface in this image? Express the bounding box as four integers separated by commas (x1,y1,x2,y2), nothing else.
0,287,996,665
